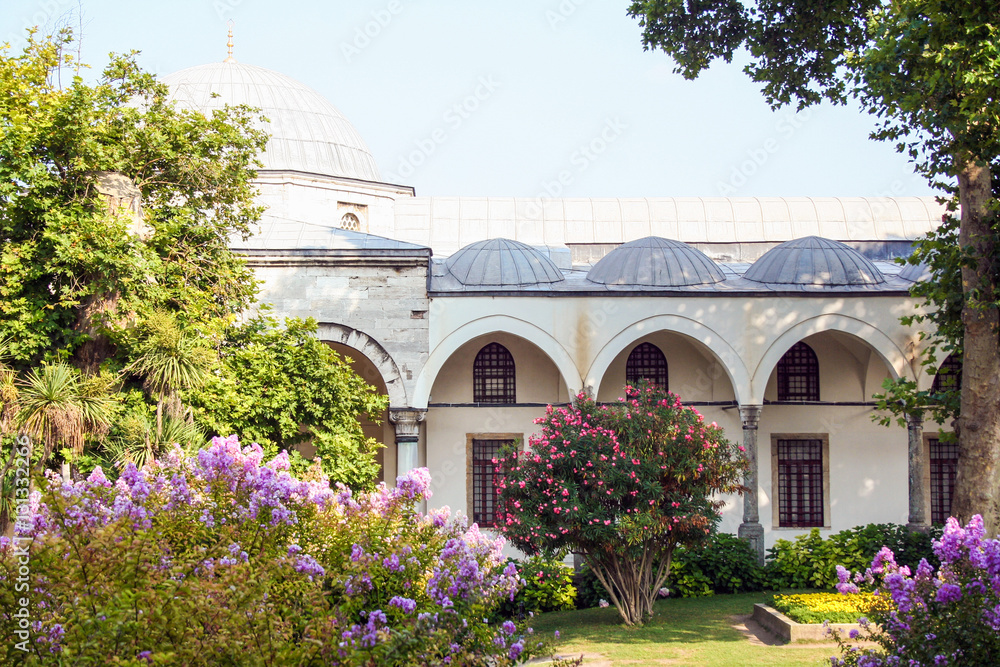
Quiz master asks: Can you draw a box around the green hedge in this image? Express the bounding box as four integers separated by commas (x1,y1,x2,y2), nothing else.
765,523,942,589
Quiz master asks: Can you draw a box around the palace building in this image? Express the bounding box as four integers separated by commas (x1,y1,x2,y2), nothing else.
163,56,955,561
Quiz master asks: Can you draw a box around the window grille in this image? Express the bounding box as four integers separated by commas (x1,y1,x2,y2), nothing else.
931,355,962,394
777,439,824,527
625,342,668,389
929,438,959,525
473,343,516,404
471,439,510,528
777,342,820,401
340,212,361,231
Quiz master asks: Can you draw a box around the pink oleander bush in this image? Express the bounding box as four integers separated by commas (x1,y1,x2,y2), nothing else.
832,515,1000,666
495,385,748,626
0,435,547,666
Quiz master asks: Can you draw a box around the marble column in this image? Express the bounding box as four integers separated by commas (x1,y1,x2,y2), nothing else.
906,412,929,531
389,409,426,481
737,404,765,564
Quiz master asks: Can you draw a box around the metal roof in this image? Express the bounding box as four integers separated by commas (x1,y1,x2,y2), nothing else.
163,62,381,181
898,261,932,283
231,216,429,252
742,236,887,286
393,196,946,255
444,238,565,286
587,236,725,287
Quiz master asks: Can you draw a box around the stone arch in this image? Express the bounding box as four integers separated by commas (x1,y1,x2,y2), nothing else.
750,314,912,403
316,323,407,407
587,315,751,405
413,315,583,409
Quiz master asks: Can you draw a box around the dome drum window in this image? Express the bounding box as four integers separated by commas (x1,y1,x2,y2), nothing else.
473,343,516,404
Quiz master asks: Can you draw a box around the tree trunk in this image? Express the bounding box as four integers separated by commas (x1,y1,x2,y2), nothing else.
952,158,1000,537
70,291,119,373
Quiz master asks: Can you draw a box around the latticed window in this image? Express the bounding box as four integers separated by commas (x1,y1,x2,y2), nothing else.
777,439,824,527
471,439,510,528
340,212,361,231
777,342,820,401
929,438,959,525
625,342,668,389
473,343,516,404
931,355,962,394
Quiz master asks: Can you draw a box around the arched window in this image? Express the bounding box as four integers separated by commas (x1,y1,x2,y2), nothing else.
777,342,819,401
473,343,515,404
625,342,668,389
340,212,361,231
931,354,962,394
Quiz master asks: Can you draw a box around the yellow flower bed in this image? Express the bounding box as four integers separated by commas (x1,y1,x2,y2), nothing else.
771,592,891,624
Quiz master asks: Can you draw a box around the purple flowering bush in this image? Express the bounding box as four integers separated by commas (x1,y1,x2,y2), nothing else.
832,515,1000,666
0,435,548,665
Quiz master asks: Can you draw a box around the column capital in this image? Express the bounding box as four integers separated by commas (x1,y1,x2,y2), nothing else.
905,412,925,427
739,404,763,430
389,408,426,442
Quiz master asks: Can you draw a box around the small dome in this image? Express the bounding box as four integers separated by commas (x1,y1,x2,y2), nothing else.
743,236,886,286
445,239,564,286
898,261,932,283
162,62,381,181
587,236,725,286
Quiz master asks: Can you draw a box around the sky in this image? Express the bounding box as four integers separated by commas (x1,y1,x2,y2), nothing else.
1,0,936,199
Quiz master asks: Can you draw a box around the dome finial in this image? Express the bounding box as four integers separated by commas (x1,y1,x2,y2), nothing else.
224,20,237,63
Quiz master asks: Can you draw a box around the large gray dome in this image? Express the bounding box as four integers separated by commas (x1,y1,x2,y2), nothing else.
743,236,886,285
445,239,564,286
162,62,381,181
587,236,725,286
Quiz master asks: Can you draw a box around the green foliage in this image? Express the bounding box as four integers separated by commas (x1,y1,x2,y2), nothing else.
498,555,578,618
765,523,941,589
669,533,769,597
0,30,266,368
188,317,388,489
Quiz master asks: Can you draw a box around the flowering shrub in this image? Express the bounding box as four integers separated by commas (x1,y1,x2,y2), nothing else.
497,555,577,618
0,435,548,665
495,385,747,625
832,515,1000,666
771,592,887,625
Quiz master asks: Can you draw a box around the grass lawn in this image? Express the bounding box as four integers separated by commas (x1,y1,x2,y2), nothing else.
530,592,840,667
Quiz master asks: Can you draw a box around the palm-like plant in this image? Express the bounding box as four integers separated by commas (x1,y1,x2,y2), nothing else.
15,362,114,472
108,410,205,469
127,311,215,437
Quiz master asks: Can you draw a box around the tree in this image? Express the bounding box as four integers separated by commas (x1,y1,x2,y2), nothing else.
0,29,265,370
12,362,114,472
126,310,214,438
187,317,389,490
628,0,1000,534
495,385,747,625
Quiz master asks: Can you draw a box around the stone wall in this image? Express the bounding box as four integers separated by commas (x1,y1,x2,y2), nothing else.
244,251,430,408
